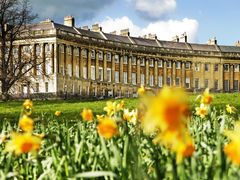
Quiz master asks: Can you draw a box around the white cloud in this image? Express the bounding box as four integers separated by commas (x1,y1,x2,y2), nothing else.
99,16,199,42
128,0,176,20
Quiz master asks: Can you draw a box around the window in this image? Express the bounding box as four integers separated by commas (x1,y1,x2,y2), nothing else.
167,77,171,86
149,75,154,86
140,58,145,66
149,59,154,67
234,80,239,91
223,64,229,72
224,80,229,92
82,49,87,57
36,64,42,76
91,50,95,59
124,56,128,64
132,56,136,65
36,83,39,93
45,82,48,93
67,46,72,55
195,63,200,71
132,73,136,85
140,74,145,85
23,46,30,53
106,52,111,61
98,51,103,60
167,61,171,68
185,62,191,69
185,77,190,89
214,64,219,71
195,78,199,89
158,76,163,87
107,68,111,82
99,67,103,81
45,60,52,75
115,71,119,83
205,64,209,71
234,65,239,72
158,60,163,67
83,67,87,79
115,55,119,63
91,66,95,80
176,77,180,86
176,62,181,69
214,80,218,90
45,44,51,52
204,79,209,88
123,72,128,84
67,64,72,77
74,48,79,56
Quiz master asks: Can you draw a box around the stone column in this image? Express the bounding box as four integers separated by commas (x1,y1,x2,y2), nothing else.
95,51,99,80
63,44,66,76
230,64,234,92
154,59,158,86
79,47,83,78
120,55,123,83
145,58,149,86
71,46,74,77
41,43,46,75
172,61,176,86
137,56,141,85
112,53,115,82
181,62,185,88
56,44,60,74
87,49,91,80
32,44,37,75
103,52,107,81
163,61,167,86
128,56,132,84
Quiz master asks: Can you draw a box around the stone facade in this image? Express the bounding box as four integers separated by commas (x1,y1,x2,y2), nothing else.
3,16,240,99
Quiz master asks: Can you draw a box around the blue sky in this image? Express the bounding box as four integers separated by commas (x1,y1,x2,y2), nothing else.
30,0,240,45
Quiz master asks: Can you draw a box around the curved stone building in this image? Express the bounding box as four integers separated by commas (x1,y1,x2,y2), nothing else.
5,16,240,98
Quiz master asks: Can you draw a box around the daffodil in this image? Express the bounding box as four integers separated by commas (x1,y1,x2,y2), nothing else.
5,133,41,155
142,87,190,133
55,111,62,117
224,121,240,165
81,108,93,122
23,99,33,110
195,103,208,118
226,104,236,114
103,101,124,116
201,88,213,105
138,85,145,96
123,108,138,124
97,117,118,139
19,115,34,132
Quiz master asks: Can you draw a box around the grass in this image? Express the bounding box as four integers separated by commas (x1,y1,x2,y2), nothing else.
0,92,240,179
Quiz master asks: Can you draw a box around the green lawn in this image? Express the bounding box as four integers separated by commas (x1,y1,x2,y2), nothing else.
0,93,239,120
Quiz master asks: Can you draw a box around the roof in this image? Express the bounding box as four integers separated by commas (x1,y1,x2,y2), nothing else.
31,20,240,54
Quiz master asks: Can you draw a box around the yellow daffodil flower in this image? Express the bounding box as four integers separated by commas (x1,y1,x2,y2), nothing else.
226,104,236,114
201,88,213,105
196,103,208,118
97,117,118,139
224,121,240,165
81,108,93,122
5,133,41,155
55,111,62,117
137,85,145,96
19,115,34,132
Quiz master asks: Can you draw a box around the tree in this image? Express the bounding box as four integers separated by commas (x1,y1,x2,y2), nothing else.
0,0,37,100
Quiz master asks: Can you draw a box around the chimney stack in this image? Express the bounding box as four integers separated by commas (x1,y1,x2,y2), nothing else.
120,28,130,36
64,16,75,27
92,24,102,32
110,31,117,35
148,33,157,40
235,40,240,47
183,32,187,42
82,26,89,30
173,35,179,42
207,37,217,45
